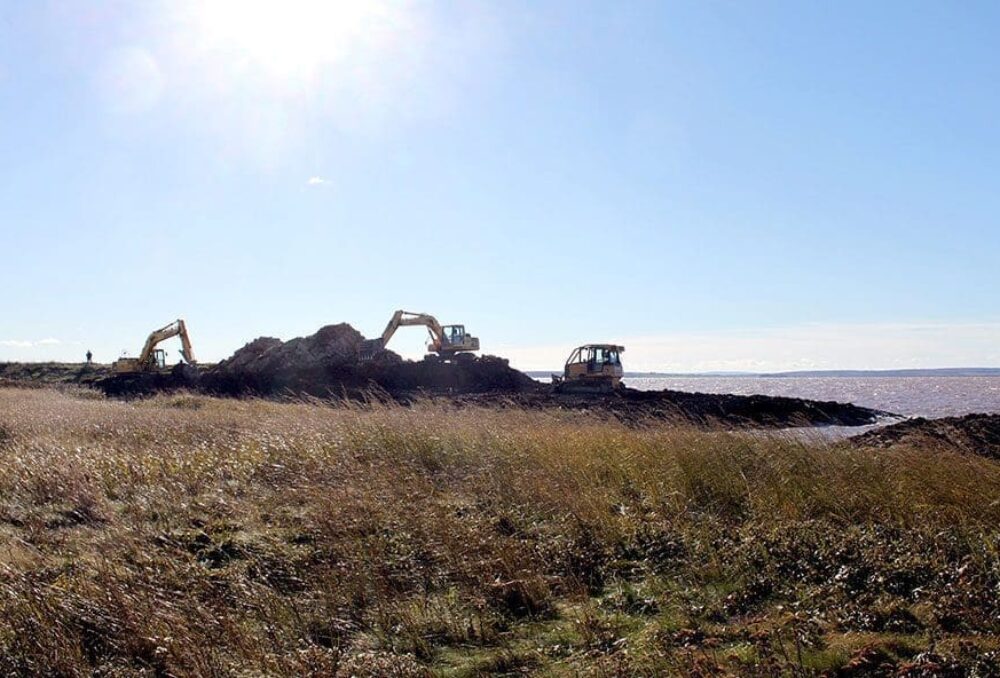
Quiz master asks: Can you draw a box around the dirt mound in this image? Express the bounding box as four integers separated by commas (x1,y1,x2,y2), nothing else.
204,324,372,396
215,337,285,372
219,324,365,374
852,413,1000,459
202,323,535,397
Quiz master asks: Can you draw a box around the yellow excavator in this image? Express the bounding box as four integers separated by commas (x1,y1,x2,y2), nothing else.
112,319,197,374
551,344,625,393
360,310,480,361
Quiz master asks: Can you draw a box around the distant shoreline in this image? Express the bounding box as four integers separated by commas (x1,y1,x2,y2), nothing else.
526,368,1000,379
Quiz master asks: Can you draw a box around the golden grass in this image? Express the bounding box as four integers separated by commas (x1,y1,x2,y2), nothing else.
0,387,998,676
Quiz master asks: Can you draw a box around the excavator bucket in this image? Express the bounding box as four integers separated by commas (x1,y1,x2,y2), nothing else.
359,338,384,362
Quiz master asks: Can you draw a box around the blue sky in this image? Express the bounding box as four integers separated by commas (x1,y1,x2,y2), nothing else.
1,1,998,371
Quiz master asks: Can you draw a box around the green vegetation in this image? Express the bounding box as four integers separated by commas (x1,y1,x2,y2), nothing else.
0,387,998,676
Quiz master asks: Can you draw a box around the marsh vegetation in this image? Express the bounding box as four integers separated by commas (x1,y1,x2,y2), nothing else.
0,387,997,676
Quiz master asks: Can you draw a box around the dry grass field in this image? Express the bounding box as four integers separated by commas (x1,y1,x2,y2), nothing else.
0,386,998,676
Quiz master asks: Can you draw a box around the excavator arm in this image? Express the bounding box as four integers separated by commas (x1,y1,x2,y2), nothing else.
137,319,197,366
378,310,446,351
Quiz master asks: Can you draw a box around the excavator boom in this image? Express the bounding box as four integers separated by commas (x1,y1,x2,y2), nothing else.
379,310,444,347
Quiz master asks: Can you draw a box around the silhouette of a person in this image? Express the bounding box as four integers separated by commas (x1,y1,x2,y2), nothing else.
86,350,93,364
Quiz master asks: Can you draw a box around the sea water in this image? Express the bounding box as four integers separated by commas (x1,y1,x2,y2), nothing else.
625,376,1000,419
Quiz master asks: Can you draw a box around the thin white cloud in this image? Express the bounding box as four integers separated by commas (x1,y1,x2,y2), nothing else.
306,176,329,186
0,338,62,348
495,322,1000,373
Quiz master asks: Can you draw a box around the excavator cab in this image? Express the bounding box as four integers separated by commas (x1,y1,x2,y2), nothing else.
151,349,167,370
438,324,479,354
113,348,167,374
442,325,466,347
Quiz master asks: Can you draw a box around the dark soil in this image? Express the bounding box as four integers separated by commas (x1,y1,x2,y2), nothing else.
0,362,109,387
455,387,885,428
852,413,1000,459
98,363,203,398
200,323,538,398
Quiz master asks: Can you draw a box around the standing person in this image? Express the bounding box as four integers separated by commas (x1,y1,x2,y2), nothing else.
86,350,92,364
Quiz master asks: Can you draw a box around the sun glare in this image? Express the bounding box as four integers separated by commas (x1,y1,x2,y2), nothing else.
190,0,396,82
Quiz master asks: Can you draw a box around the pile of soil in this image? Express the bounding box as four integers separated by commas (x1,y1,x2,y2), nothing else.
852,413,1000,460
201,323,537,397
457,387,885,429
219,324,368,375
203,324,375,396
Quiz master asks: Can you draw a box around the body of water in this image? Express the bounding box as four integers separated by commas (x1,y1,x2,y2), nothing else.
625,376,1000,419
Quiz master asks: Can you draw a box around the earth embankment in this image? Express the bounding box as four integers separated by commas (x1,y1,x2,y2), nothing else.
456,388,885,428
852,413,1000,459
0,362,109,387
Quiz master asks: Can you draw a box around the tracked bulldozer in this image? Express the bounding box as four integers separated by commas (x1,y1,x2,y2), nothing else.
551,344,625,393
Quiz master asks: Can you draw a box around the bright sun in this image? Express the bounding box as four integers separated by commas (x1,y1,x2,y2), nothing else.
190,0,397,82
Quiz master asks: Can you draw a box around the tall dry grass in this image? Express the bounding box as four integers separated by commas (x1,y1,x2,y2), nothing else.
0,387,998,676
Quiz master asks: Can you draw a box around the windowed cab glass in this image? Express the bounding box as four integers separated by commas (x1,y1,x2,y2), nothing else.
152,349,167,370
436,324,480,356
442,325,466,346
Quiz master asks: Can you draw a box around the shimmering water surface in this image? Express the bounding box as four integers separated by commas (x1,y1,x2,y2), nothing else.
625,376,1000,419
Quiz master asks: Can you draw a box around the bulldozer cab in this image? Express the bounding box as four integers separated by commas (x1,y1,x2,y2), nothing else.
558,344,625,391
567,345,622,372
